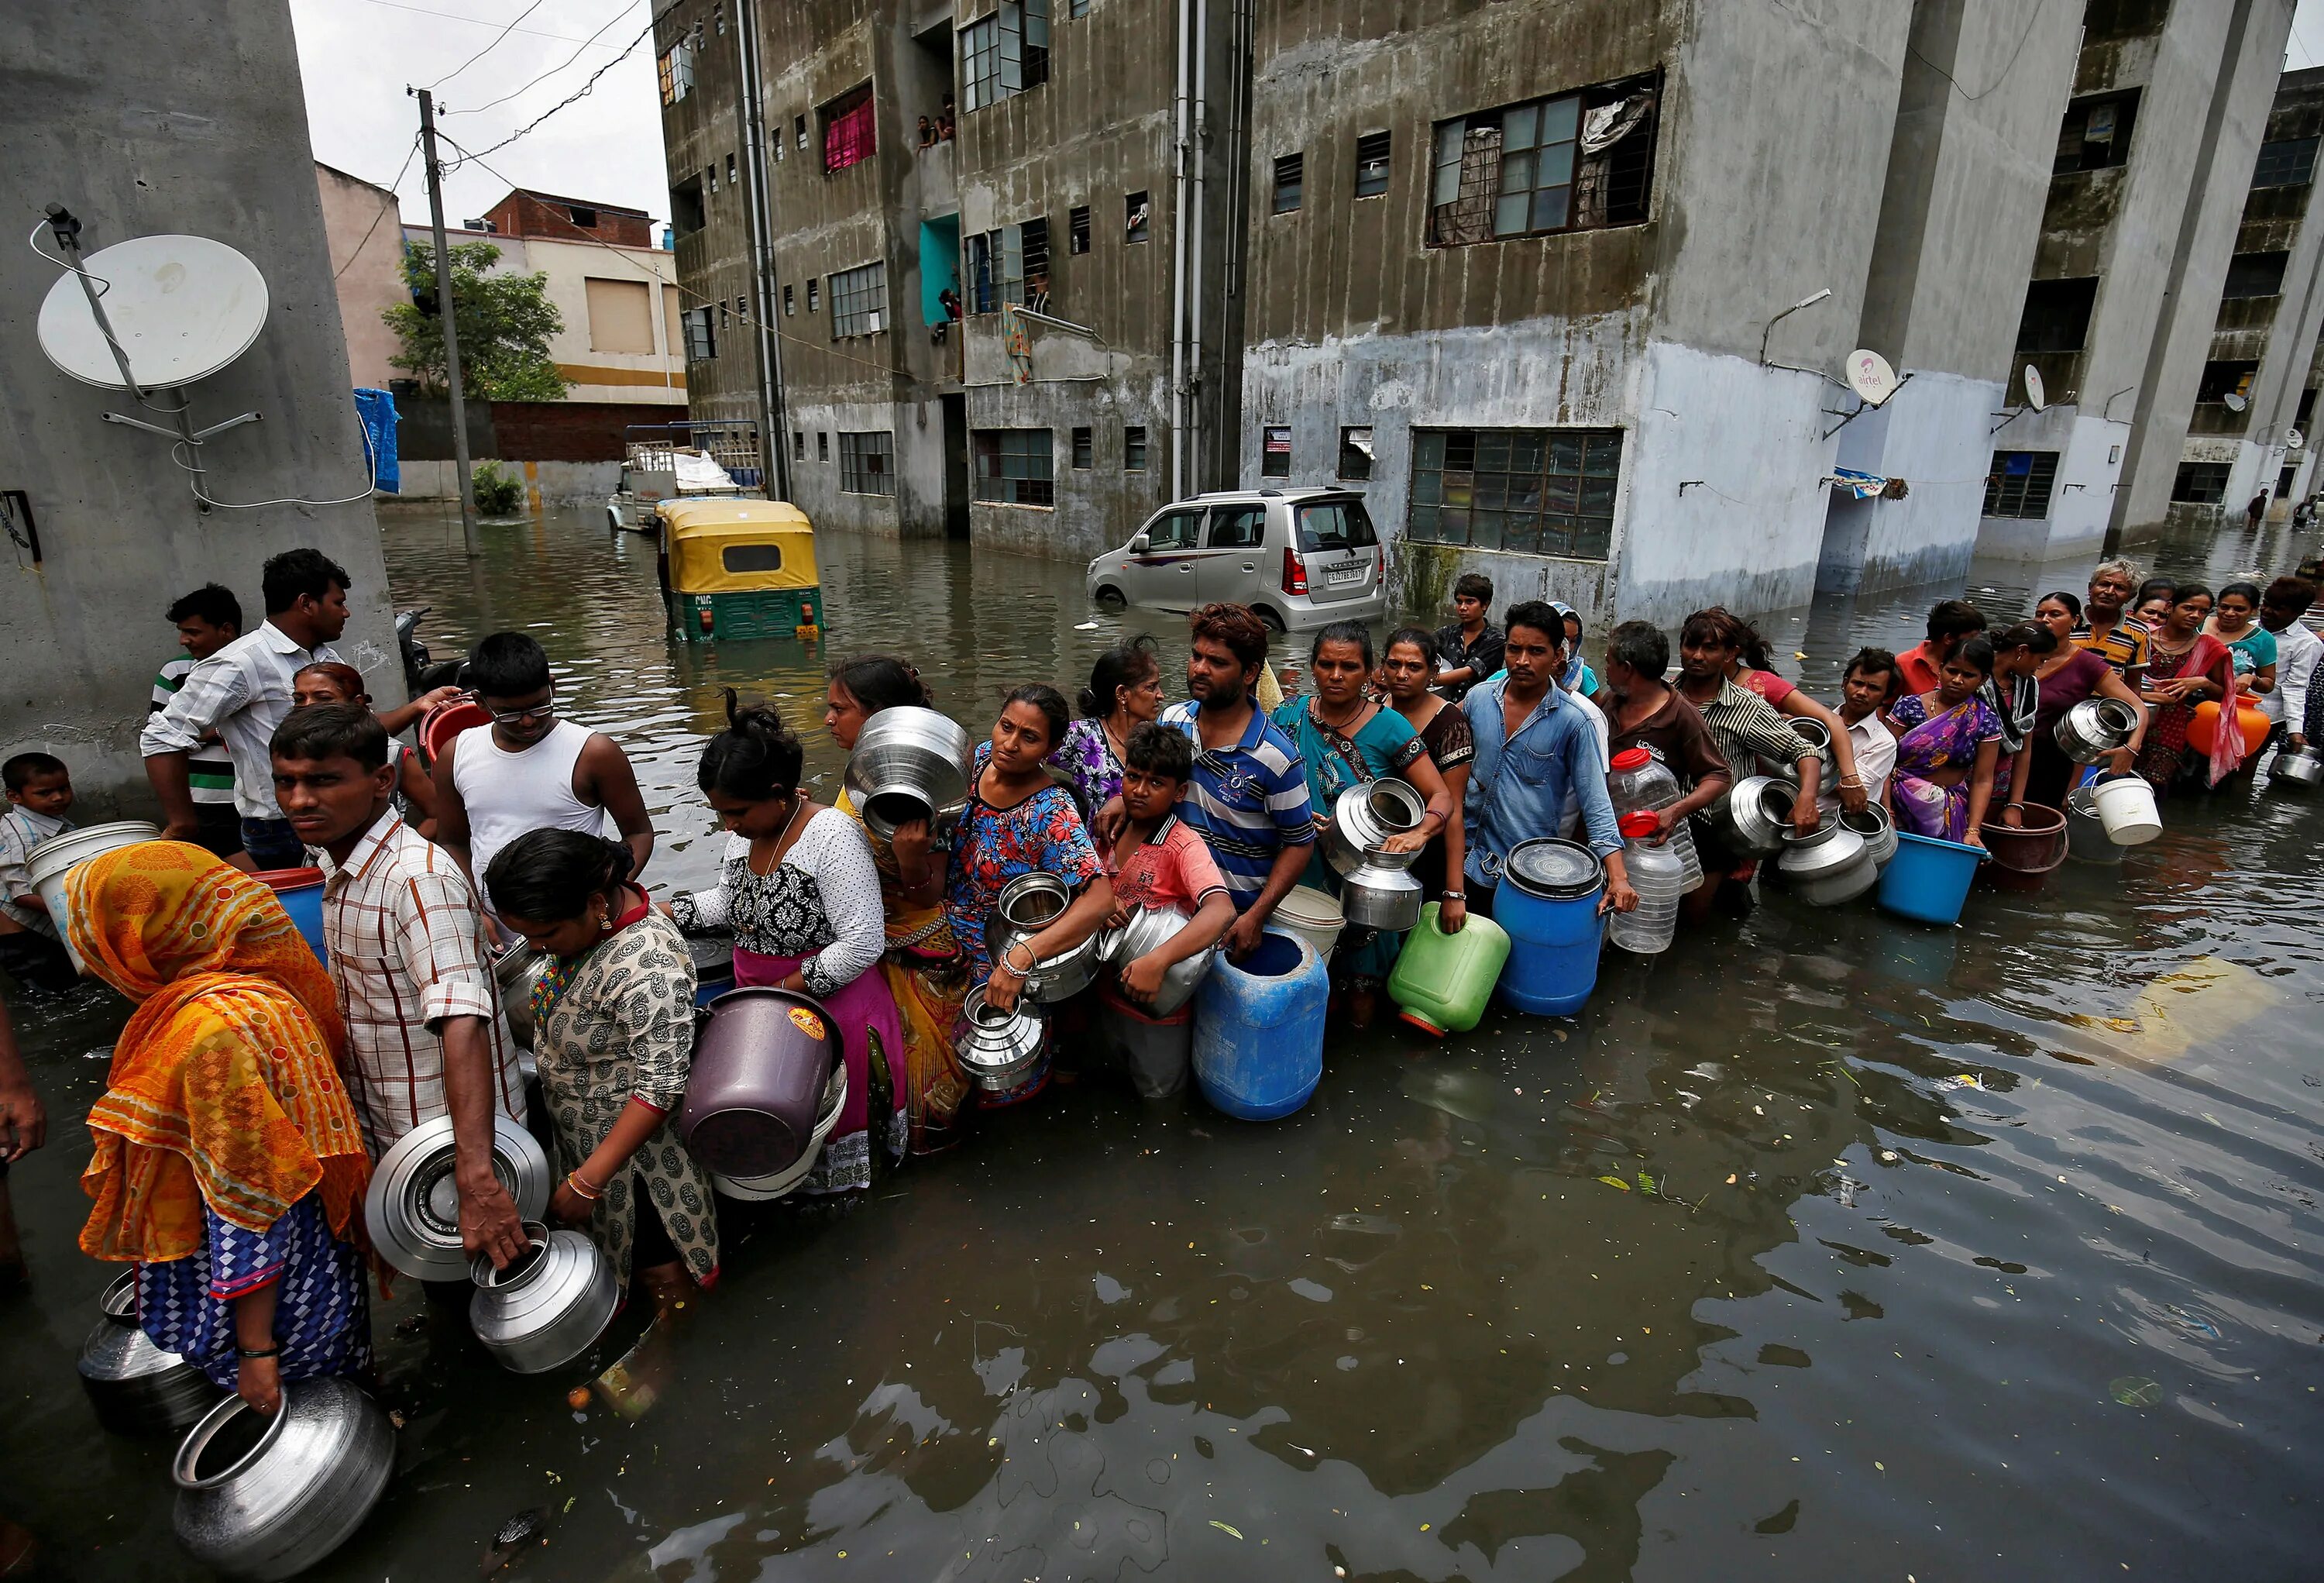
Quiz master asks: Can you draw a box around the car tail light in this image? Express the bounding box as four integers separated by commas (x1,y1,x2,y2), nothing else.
699,607,714,634
1282,546,1309,596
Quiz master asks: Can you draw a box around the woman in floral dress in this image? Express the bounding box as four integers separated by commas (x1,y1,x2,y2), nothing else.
673,695,904,1190
486,830,717,1303
1048,635,1164,813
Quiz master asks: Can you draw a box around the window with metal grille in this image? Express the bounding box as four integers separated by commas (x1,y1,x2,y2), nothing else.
1071,426,1092,468
727,153,737,185
818,432,830,463
783,284,794,315
682,308,716,361
961,1,1049,113
963,220,1047,312
1123,425,1148,470
1069,205,1090,254
1982,451,2060,519
822,84,876,173
2253,136,2319,189
1428,73,1657,247
1339,426,1374,480
2172,461,2230,504
840,432,894,494
829,262,887,336
2016,277,2098,353
1408,428,1622,559
2053,91,2137,174
657,40,693,105
793,431,805,460
973,428,1054,505
807,278,820,312
1261,426,1291,477
1126,191,1150,243
796,115,808,150
1354,131,1391,198
1273,153,1304,214
2223,251,2289,299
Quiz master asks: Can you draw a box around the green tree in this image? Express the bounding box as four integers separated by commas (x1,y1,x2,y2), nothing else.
384,241,569,401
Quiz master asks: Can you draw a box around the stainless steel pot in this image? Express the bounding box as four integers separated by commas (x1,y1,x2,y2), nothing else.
1764,718,1835,783
171,1375,394,1581
1098,905,1218,1017
1776,815,1875,907
1339,859,1425,931
988,872,1105,1003
842,705,973,841
2054,697,2140,764
956,989,1048,1093
1323,778,1427,877
78,1268,218,1436
365,1113,552,1281
1706,775,1796,860
2271,744,2324,787
492,942,548,1052
1838,802,1897,867
469,1221,620,1375
713,1062,848,1201
2064,784,2125,864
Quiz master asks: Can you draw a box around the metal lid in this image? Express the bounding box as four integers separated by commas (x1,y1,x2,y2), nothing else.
1503,838,1604,900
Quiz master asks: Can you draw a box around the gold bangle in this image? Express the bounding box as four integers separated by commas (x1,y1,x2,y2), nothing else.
566,1170,603,1203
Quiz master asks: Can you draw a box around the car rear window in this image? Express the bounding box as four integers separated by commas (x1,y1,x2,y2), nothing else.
1296,500,1379,554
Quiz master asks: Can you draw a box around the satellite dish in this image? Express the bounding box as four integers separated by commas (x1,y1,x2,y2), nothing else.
2023,364,2047,413
2288,428,2305,449
2223,391,2250,413
36,234,269,391
1844,349,1899,408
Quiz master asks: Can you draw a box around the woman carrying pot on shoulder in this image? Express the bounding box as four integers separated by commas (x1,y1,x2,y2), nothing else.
486,830,717,1309
672,696,905,1192
825,655,975,1155
948,685,1113,1010
1050,635,1164,814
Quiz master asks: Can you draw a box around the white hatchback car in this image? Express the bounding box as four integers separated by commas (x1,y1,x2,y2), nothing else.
1085,487,1388,631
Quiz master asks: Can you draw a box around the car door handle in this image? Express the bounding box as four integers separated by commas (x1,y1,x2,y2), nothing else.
1240,562,1257,572
1179,563,1195,573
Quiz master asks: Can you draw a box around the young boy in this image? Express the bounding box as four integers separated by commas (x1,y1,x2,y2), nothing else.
0,753,79,993
1103,724,1237,1005
153,583,247,863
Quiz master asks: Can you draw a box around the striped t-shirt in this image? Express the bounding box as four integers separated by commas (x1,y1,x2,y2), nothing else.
153,655,239,805
1160,698,1314,908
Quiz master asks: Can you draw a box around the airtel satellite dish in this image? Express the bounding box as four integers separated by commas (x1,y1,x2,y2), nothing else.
36,234,269,391
2023,364,2047,413
1844,349,1899,408
2288,428,2305,449
2223,391,2250,413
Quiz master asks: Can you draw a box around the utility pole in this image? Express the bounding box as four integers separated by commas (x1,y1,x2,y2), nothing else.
412,86,480,557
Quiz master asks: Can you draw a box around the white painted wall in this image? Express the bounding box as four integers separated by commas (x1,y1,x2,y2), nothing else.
1818,370,2002,594
1975,408,2130,561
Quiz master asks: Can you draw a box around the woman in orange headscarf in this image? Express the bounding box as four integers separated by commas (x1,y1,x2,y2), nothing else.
69,841,373,1415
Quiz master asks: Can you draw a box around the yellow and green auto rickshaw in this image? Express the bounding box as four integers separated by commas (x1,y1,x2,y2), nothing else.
655,497,823,642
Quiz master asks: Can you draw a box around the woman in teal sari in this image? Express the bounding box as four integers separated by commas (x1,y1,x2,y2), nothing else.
1273,621,1456,1023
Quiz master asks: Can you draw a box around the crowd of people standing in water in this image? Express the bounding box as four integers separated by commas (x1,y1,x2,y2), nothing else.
0,540,2317,1447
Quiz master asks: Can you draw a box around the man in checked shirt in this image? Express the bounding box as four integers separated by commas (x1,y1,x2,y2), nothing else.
271,703,528,1271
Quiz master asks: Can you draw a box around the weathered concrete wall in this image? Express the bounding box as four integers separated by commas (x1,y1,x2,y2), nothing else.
1820,370,2008,590
316,161,407,391
0,0,397,813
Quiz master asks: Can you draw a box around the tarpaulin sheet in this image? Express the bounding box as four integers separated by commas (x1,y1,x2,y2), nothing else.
354,387,399,494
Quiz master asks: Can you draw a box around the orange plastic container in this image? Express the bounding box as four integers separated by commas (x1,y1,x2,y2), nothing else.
2188,700,2269,757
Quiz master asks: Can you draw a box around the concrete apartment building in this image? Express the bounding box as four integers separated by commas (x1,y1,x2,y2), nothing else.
2169,65,2324,525
317,162,408,390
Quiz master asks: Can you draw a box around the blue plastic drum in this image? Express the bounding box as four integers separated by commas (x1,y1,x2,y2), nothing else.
1191,928,1328,1120
1492,838,1605,1017
252,867,328,965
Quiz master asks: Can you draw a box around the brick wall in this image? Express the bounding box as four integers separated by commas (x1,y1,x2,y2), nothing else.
483,190,652,249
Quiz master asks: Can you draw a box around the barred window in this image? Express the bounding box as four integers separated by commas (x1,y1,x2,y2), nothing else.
841,432,894,495
1408,428,1621,560
1069,205,1090,254
974,428,1054,506
1273,153,1304,214
829,261,887,336
1126,191,1150,243
1354,130,1391,198
963,219,1047,313
1983,450,2059,519
1123,425,1148,471
1071,426,1093,468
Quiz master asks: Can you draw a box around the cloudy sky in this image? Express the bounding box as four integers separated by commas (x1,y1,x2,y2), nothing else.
297,0,2324,235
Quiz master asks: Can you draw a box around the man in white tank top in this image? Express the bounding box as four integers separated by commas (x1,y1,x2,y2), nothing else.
432,633,655,911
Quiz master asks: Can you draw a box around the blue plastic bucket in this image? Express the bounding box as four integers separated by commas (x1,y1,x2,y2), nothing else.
1191,928,1327,1120
252,867,328,964
1492,838,1604,1017
1875,831,1985,925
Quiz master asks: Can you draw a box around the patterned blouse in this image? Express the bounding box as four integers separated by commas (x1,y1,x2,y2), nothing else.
1047,718,1126,813
671,808,885,997
947,751,1105,986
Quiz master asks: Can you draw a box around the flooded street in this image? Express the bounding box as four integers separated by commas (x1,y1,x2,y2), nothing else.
5,502,2321,1581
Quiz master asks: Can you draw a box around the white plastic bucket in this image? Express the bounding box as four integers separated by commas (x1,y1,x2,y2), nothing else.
26,821,162,973
1270,884,1345,965
2089,775,2162,847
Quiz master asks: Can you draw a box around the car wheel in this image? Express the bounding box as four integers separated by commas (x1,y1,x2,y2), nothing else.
1093,585,1127,609
1253,604,1287,632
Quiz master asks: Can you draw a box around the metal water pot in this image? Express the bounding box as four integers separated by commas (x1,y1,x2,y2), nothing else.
988,872,1105,1003
1098,905,1218,1017
1338,859,1425,931
1776,815,1875,906
171,1376,395,1581
2271,744,2324,787
1764,718,1835,783
2054,697,2139,764
469,1221,620,1375
1706,775,1796,859
1838,802,1898,868
492,942,548,1052
955,988,1048,1094
77,1268,219,1436
841,705,973,841
1322,778,1427,877
365,1113,552,1281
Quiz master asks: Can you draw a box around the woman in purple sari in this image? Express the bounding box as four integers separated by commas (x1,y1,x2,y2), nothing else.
1884,635,2003,848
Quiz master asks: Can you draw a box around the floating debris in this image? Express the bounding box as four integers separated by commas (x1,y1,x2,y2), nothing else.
480,1506,550,1577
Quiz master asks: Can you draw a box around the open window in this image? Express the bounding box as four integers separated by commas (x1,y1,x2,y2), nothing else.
960,0,1050,113
2223,251,2290,300
1427,71,1658,247
2054,91,2138,174
964,218,1050,312
2016,277,2099,353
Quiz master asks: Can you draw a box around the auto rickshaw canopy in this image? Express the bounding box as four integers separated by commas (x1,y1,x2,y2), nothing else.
657,498,819,594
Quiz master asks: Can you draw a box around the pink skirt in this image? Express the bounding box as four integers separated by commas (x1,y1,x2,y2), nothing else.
733,947,908,1192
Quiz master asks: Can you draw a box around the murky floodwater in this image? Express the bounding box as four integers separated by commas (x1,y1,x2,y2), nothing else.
4,503,2320,1580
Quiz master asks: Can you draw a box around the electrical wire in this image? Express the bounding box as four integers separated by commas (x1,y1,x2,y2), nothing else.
339,0,625,49
334,135,421,280
426,0,550,91
1908,0,2052,103
446,1,646,122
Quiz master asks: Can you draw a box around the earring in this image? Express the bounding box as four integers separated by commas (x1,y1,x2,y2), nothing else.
597,908,612,932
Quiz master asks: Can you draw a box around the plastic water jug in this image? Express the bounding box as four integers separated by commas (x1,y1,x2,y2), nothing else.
1607,813,1683,955
1386,903,1511,1035
1191,929,1328,1120
1492,838,1605,1016
1607,747,1700,888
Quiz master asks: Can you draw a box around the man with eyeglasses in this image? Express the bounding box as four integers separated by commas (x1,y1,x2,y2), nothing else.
431,632,655,914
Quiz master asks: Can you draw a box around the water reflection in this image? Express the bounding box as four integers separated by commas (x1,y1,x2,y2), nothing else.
0,502,2317,1580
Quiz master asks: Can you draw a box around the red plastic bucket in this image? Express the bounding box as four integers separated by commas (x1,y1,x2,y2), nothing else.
420,700,491,762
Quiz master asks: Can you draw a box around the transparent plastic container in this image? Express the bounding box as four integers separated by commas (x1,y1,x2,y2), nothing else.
1607,748,1701,889
1608,811,1684,955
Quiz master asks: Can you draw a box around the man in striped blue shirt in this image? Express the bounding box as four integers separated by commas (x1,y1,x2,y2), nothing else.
1159,604,1313,959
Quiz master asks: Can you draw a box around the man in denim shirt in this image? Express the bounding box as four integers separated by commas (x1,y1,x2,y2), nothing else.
1461,601,1635,917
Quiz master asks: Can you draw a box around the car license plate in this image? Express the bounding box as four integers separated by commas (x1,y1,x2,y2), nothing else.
1325,560,1367,586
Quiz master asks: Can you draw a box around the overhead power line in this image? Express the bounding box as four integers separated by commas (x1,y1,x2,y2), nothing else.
447,0,646,119
426,0,549,91
334,133,421,279
339,0,634,49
